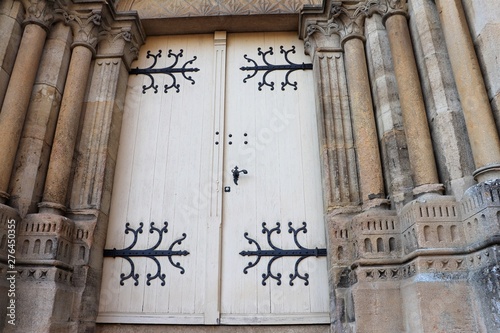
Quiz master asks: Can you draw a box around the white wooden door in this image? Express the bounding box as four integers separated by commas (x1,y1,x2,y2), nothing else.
97,35,217,324
220,32,329,324
97,32,328,325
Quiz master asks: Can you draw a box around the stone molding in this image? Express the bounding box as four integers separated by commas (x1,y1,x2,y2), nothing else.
120,0,322,18
326,181,500,271
356,246,498,283
14,266,73,285
300,0,410,46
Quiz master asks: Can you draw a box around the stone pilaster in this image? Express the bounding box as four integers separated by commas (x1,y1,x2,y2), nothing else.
408,0,475,200
382,0,442,195
0,0,54,203
9,22,72,217
302,10,362,331
304,23,360,212
435,0,500,182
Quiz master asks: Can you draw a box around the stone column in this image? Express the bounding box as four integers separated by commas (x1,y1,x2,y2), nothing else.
38,9,102,215
364,13,413,210
0,0,24,109
9,22,72,217
435,0,500,182
340,22,386,209
0,0,54,203
461,0,500,137
383,2,442,195
407,0,475,199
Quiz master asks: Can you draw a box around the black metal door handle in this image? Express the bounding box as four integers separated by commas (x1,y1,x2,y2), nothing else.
231,166,248,185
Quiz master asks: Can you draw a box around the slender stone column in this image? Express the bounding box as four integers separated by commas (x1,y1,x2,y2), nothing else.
9,22,72,217
343,35,386,208
462,0,500,137
435,0,500,182
0,0,54,203
383,7,441,194
39,10,102,214
365,13,413,209
407,0,475,199
0,0,24,109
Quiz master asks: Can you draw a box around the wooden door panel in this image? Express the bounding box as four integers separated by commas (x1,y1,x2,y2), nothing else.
220,32,329,324
98,35,215,324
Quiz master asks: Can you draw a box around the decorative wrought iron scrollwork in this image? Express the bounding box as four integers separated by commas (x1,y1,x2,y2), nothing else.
239,222,327,286
240,46,313,91
103,222,189,286
130,49,199,94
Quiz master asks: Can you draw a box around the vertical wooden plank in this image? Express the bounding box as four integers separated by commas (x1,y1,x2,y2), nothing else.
203,31,227,324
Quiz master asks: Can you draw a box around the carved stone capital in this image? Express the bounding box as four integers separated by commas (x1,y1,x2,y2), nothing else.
381,0,409,23
330,2,366,44
302,0,386,55
56,6,106,53
304,19,342,55
21,0,56,31
96,13,145,69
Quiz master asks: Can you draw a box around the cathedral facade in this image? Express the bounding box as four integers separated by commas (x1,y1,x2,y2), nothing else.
1,0,500,332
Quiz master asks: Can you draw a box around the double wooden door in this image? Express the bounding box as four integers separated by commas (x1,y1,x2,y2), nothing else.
97,32,328,325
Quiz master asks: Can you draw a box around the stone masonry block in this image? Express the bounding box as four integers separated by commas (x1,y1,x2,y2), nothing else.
352,277,404,333
400,196,463,253
19,213,75,265
461,180,500,245
352,210,401,260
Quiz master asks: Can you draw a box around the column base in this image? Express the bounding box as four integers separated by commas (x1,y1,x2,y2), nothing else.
38,201,66,215
412,183,444,198
0,190,10,204
362,198,390,211
473,163,500,183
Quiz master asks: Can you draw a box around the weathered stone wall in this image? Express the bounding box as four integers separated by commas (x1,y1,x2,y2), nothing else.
299,0,500,332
